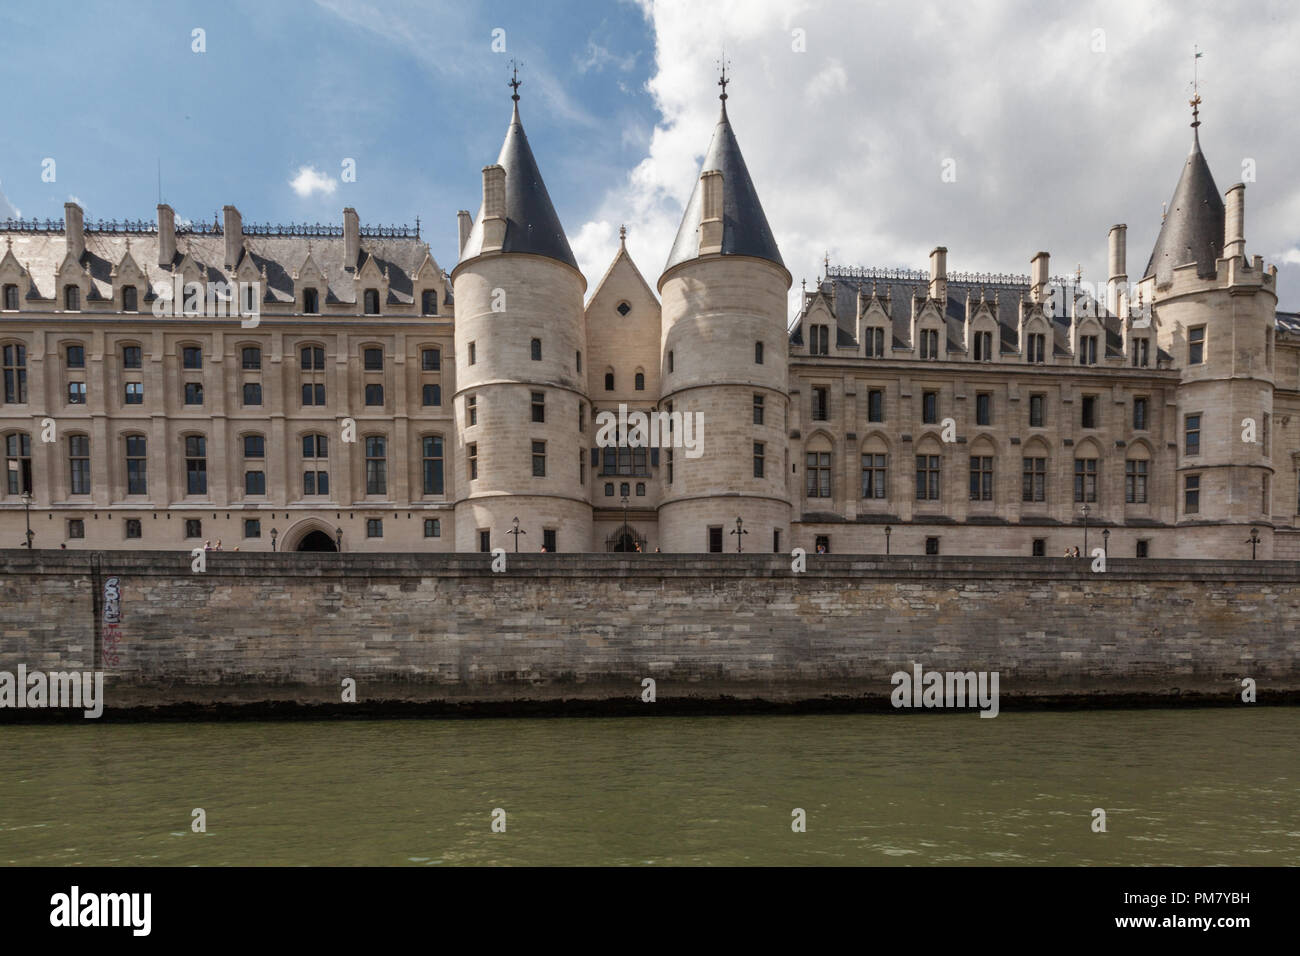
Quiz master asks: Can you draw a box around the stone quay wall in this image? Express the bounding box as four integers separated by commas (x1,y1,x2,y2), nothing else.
0,550,1297,715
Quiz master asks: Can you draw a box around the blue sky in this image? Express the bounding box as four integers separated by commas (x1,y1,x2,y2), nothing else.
0,0,657,275
2,0,1297,310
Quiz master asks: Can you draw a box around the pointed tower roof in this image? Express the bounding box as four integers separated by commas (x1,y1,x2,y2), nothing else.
459,73,578,271
1144,115,1224,285
663,72,784,275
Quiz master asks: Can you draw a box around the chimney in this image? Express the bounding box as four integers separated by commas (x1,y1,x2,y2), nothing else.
343,207,360,270
223,205,243,270
1224,183,1246,260
928,246,948,302
64,202,84,260
157,204,176,266
481,166,507,253
1030,251,1050,303
1107,224,1127,316
699,169,724,255
457,210,472,259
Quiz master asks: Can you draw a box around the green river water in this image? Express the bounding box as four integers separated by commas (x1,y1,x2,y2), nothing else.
0,708,1295,866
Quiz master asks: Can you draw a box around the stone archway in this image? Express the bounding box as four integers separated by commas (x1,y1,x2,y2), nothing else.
607,527,644,552
297,530,337,552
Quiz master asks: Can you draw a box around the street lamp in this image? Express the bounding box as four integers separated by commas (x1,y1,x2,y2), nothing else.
621,495,630,552
1080,503,1090,557
270,527,278,552
1247,527,1260,560
508,516,525,552
730,515,748,553
1102,528,1110,557
884,524,892,555
21,491,33,549
335,527,343,552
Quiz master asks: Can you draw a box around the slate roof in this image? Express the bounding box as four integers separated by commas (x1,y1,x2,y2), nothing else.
459,103,578,270
0,228,441,308
664,101,784,275
1144,128,1225,285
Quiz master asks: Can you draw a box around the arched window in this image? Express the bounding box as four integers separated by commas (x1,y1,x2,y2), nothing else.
634,370,645,391
124,434,147,495
184,435,207,495
530,338,542,361
303,287,319,314
755,341,764,364
121,285,138,312
667,350,674,372
422,435,444,495
64,285,80,311
604,371,615,391
4,432,32,494
68,435,91,495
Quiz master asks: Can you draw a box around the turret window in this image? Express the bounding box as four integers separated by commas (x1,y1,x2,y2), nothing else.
1184,474,1200,514
532,440,546,477
1188,326,1205,365
1184,414,1201,456
634,371,645,391
530,338,542,361
604,372,615,391
531,391,545,423
754,342,763,365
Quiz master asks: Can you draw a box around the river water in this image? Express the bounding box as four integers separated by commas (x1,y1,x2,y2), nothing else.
1,709,1295,866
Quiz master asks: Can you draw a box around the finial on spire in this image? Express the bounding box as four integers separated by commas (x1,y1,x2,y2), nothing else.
509,59,522,102
619,224,626,246
823,250,830,275
717,56,730,103
1189,44,1204,129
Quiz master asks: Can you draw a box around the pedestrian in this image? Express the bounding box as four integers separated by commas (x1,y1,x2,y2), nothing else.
654,546,661,553
214,539,223,551
204,540,212,551
634,542,642,552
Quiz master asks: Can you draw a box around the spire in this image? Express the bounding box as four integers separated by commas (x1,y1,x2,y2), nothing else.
458,65,578,271
663,70,785,275
1143,91,1224,285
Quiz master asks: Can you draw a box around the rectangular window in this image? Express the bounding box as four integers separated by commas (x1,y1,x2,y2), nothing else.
302,383,325,406
185,518,202,539
753,394,764,425
422,384,441,407
1133,397,1148,431
242,382,262,406
1188,326,1205,365
424,518,441,538
421,348,441,371
1125,459,1148,503
363,290,380,315
67,382,86,404
861,454,886,499
969,456,993,501
422,435,444,495
1132,338,1149,367
125,382,143,404
1078,335,1098,365
922,391,937,425
366,518,383,538
365,384,384,406
244,435,265,459
1027,332,1046,363
182,346,202,369
1029,394,1044,428
245,471,266,495
708,526,723,553
69,435,91,494
301,346,325,370
1032,538,1045,557
1185,414,1201,456
468,443,478,481
421,290,437,316
868,389,883,423
974,330,993,361
364,348,384,370
1081,395,1097,429
66,345,85,369
915,455,940,500
468,342,476,366
543,529,557,553
185,435,207,495
184,382,203,405
365,436,387,495
125,435,147,495
1136,539,1149,558
920,329,939,360
1073,458,1098,503
68,518,84,539
1262,413,1270,457
532,440,546,477
1262,474,1270,515
806,452,832,498
531,391,545,423
812,387,828,421
241,347,261,370
244,519,261,538
1184,474,1200,514
467,395,477,427
865,326,884,358
3,343,28,403
2,284,17,311
1022,457,1046,503
976,392,991,426
753,441,765,478
5,432,32,494
122,346,142,369
125,518,142,539
925,536,940,555
755,341,764,365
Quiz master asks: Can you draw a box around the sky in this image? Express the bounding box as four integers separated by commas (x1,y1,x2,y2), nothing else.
1,0,1297,315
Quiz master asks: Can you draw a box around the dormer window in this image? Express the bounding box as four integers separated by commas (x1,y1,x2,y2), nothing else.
303,287,319,314
919,329,939,360
1131,337,1149,367
421,289,438,316
1078,335,1098,365
363,289,379,315
865,327,884,358
809,324,830,355
64,285,80,311
1026,332,1046,363
2,285,17,311
121,285,138,312
973,330,993,361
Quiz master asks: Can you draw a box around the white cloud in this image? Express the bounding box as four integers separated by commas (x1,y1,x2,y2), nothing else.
573,0,1300,311
576,40,639,74
289,166,339,198
0,183,20,219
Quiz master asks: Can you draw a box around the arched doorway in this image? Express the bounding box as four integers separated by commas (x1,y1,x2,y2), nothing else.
613,532,637,552
607,527,644,552
297,530,337,552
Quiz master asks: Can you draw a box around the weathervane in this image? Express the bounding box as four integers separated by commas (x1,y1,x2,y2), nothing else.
717,56,730,102
1189,44,1204,128
509,59,522,102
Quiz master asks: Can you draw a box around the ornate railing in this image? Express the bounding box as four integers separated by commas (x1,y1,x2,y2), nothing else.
1,217,66,233
3,217,421,240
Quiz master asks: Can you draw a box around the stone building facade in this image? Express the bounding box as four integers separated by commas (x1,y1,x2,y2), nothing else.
0,86,1296,556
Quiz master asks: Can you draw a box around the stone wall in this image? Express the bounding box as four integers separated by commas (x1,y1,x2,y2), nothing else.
1,549,1297,714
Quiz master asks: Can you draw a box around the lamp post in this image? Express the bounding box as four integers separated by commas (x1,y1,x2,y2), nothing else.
621,495,630,552
270,527,278,552
1080,503,1090,556
884,524,891,555
1102,527,1109,557
508,515,525,552
1247,527,1260,560
730,515,747,553
21,490,33,549
335,527,343,552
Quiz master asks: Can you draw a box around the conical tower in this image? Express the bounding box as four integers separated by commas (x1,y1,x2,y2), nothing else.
450,68,591,553
656,68,792,552
1142,96,1279,556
